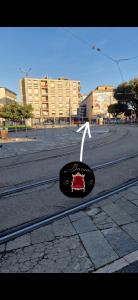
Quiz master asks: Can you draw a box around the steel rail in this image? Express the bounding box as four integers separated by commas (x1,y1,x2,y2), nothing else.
0,151,138,199
0,177,138,244
0,128,128,169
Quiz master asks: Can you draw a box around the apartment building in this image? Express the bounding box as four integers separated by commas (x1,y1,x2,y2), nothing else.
0,87,16,108
20,77,81,124
80,93,88,102
80,85,117,122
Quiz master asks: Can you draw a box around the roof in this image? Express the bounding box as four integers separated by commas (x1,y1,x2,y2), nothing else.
0,87,17,95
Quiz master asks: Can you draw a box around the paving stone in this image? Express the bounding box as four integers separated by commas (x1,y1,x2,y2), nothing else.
128,186,138,195
31,224,55,244
6,234,31,251
69,211,86,222
52,220,76,237
94,258,129,273
31,259,60,273
122,222,138,242
106,194,121,203
131,200,138,206
72,216,97,234
0,244,5,253
124,191,138,201
53,217,71,224
26,235,93,273
115,260,138,273
65,256,93,273
116,198,138,221
0,244,6,253
85,207,101,217
102,227,138,257
124,250,138,263
96,222,116,230
79,230,118,269
93,211,110,223
102,202,133,225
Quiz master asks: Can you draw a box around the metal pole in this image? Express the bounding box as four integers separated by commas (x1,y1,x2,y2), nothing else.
109,93,111,120
69,98,71,126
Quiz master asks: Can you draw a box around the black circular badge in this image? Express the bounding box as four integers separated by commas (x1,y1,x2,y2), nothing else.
60,161,95,198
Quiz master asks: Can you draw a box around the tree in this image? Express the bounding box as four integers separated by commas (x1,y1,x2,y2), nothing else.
108,103,128,118
0,103,33,128
0,103,22,124
114,78,138,122
124,109,132,117
20,104,33,123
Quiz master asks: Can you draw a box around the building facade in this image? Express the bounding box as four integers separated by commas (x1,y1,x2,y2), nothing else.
80,85,117,122
0,87,16,108
20,77,81,124
80,93,88,102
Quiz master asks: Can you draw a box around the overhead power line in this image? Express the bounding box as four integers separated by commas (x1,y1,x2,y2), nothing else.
61,28,138,82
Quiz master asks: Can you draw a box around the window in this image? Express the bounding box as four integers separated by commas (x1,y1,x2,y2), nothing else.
34,89,38,94
73,90,77,95
51,97,55,101
28,89,32,94
50,83,55,87
42,104,48,109
34,96,39,100
42,90,46,95
43,111,48,116
42,96,46,101
34,103,40,108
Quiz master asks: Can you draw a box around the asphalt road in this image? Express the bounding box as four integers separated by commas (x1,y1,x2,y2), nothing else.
0,125,138,232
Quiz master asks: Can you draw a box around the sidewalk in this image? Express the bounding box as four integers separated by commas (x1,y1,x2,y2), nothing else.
0,184,138,273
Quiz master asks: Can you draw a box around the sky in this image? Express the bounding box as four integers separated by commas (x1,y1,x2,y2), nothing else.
0,27,138,100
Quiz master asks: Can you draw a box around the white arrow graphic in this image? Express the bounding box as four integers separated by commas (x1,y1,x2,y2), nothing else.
76,122,91,162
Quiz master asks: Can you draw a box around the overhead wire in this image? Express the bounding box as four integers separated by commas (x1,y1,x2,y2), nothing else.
61,27,138,82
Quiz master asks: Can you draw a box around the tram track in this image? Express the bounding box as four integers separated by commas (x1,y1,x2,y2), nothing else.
0,127,129,169
0,151,137,199
0,176,138,245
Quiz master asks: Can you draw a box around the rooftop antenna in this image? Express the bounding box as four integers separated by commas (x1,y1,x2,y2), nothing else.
19,67,32,78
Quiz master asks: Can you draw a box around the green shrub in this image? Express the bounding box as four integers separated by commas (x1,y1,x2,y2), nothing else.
3,125,32,131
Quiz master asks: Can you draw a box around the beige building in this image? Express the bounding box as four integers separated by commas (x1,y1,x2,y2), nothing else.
0,87,16,108
20,77,81,124
80,85,117,122
80,93,88,102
